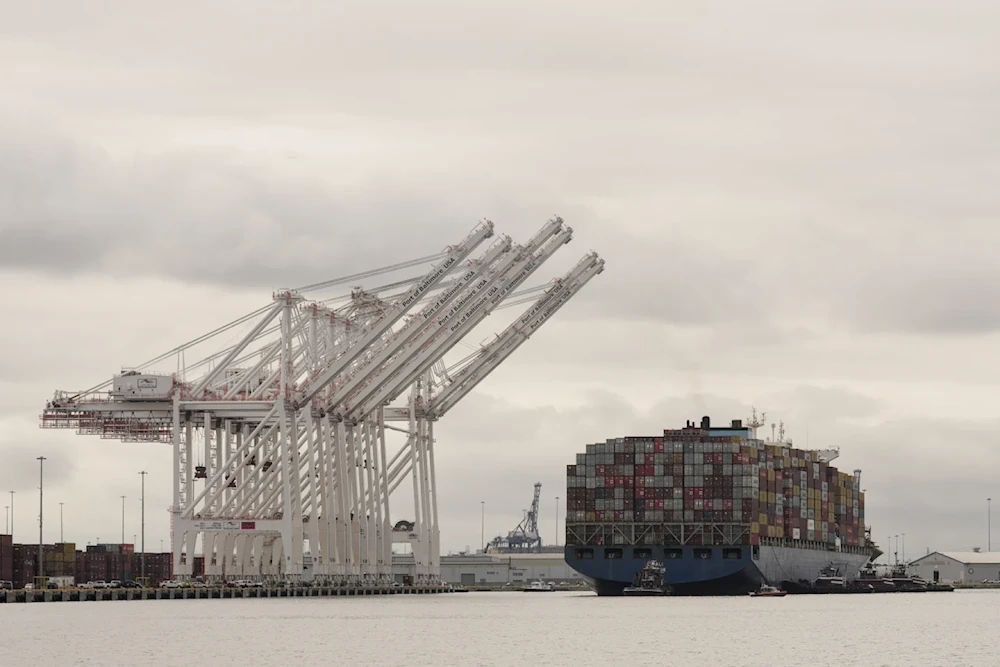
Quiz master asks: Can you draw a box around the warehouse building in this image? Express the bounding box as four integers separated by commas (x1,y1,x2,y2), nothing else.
909,551,1000,584
391,552,584,587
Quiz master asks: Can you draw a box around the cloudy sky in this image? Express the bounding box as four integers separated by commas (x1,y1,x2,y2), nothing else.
2,1,999,562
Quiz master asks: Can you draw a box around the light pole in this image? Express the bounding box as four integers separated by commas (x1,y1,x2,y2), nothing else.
480,501,485,552
9,491,13,539
555,496,560,548
902,533,906,565
989,498,992,552
59,502,64,543
139,471,147,582
120,496,126,544
37,456,46,582
4,505,7,534
894,534,898,565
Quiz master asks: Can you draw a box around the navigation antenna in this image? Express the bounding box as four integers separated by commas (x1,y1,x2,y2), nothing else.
747,406,766,439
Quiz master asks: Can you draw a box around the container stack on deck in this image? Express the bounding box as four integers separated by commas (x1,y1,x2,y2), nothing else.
566,421,865,549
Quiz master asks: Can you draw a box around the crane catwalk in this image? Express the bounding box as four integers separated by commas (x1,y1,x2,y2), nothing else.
40,218,604,586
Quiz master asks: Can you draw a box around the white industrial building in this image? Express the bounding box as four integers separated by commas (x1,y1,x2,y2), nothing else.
392,552,583,587
909,551,1000,584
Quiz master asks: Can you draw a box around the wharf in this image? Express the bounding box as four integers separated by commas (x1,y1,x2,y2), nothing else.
0,585,454,604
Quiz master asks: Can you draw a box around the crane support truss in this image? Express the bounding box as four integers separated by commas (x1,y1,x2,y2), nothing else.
39,217,604,586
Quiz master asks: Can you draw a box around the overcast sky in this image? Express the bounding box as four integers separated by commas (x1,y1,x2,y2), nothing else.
2,1,999,562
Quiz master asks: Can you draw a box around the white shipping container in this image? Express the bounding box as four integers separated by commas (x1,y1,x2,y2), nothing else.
793,527,801,540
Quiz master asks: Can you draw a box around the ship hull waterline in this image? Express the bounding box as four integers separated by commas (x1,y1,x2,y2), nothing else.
567,545,872,596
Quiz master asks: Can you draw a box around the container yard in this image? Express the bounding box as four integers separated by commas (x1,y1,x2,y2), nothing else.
35,219,603,589
564,413,876,595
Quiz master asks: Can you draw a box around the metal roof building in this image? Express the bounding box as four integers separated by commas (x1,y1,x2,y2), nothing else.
909,551,1000,584
391,551,584,587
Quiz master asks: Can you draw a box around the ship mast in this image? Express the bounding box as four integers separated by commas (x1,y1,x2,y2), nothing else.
747,406,766,440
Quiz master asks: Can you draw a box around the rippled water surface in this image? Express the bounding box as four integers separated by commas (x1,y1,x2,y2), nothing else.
2,590,998,666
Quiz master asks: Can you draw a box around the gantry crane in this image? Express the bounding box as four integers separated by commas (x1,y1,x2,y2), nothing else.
487,482,543,553
40,217,604,586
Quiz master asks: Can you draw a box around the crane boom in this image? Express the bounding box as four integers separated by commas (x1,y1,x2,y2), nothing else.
295,222,494,406
342,225,573,421
317,235,513,414
430,253,604,417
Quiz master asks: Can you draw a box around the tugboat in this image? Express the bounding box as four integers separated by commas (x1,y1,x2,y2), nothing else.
887,562,928,592
814,564,846,590
782,563,873,594
855,562,896,592
623,560,669,596
749,584,787,598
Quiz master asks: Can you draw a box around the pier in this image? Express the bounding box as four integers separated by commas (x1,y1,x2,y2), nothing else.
0,584,454,604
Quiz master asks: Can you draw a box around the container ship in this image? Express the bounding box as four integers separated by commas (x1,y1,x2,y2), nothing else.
563,414,876,595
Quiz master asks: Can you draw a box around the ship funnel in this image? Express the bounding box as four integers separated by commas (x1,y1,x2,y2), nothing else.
701,415,710,429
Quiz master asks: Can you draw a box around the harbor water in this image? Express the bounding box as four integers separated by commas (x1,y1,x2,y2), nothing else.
1,590,997,666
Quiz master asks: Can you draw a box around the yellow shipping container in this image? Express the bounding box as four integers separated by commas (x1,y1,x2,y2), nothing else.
776,526,784,539
751,521,760,534
768,492,776,504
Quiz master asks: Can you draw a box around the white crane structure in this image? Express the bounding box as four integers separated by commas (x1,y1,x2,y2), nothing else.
39,218,604,587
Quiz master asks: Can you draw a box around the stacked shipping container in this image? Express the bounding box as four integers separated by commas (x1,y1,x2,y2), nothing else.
13,543,78,586
4,542,181,588
565,424,865,549
0,535,12,583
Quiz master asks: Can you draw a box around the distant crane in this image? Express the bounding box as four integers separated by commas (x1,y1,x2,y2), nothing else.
487,483,543,553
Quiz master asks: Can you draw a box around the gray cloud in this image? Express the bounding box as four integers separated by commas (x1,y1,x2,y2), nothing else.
3,0,1000,554
0,119,546,289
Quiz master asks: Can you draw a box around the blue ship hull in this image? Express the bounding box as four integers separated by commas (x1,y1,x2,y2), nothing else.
565,545,762,596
